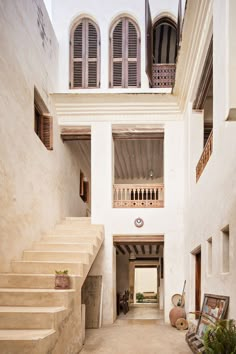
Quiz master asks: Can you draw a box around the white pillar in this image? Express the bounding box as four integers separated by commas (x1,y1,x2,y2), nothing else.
90,122,114,324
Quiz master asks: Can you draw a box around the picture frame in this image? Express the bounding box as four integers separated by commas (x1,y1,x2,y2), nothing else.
196,293,230,338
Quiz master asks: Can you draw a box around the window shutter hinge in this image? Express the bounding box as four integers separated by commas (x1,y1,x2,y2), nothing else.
109,81,111,88
69,40,72,46
69,81,71,89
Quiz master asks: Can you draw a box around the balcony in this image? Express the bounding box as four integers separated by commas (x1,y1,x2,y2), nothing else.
152,64,176,88
113,184,164,208
196,130,213,181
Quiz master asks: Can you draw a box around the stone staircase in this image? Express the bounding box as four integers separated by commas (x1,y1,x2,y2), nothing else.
0,217,104,354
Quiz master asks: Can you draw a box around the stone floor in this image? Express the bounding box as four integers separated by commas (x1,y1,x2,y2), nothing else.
80,319,191,354
118,303,164,320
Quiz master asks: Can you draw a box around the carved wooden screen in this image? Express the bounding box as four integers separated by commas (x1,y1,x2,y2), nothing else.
110,17,140,88
70,18,100,88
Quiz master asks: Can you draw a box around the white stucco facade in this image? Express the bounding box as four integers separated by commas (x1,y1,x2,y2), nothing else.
1,0,236,334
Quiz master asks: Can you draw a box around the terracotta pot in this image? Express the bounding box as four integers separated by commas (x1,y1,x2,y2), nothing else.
55,274,70,289
169,306,186,327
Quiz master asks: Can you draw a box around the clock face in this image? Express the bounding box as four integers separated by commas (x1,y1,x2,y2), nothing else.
134,217,144,228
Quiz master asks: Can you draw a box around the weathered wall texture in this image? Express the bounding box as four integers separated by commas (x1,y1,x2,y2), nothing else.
0,0,89,272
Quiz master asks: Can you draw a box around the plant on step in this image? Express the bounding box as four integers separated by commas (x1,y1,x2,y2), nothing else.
55,269,70,289
55,269,69,275
203,319,236,354
136,292,144,303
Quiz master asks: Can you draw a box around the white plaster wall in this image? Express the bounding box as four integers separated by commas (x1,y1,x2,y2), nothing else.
50,0,178,93
0,0,89,271
135,268,157,294
183,0,236,320
88,120,185,323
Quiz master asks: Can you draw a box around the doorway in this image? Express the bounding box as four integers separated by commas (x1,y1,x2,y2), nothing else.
195,250,201,315
114,234,164,321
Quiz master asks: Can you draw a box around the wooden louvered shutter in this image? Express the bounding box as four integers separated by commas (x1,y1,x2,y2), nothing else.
145,0,153,86
40,115,53,150
177,0,182,50
127,19,140,87
72,22,84,88
71,19,100,88
87,21,99,88
111,20,123,87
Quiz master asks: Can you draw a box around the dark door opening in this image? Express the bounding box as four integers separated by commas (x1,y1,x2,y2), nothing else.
195,250,201,317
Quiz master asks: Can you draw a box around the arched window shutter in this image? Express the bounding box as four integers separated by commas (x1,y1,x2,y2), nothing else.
71,18,100,88
88,21,99,87
112,20,123,87
127,20,139,87
111,17,140,88
73,22,84,88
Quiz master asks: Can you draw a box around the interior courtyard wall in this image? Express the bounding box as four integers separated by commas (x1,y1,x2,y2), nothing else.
135,268,157,295
50,0,178,93
183,0,236,319
0,0,88,272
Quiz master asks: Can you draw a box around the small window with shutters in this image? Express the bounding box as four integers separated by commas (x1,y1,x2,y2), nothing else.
70,18,100,89
110,17,141,88
34,88,53,150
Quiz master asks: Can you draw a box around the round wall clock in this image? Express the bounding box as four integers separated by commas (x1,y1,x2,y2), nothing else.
134,217,144,228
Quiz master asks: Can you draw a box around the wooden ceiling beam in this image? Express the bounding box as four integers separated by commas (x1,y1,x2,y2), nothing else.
133,245,139,255
125,245,132,254
117,245,126,255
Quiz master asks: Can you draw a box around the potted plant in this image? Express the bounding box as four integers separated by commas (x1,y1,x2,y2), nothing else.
203,319,236,354
55,269,70,289
136,292,144,303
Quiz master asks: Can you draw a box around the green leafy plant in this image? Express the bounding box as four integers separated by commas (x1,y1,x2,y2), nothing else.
204,319,236,354
55,270,69,275
136,292,144,303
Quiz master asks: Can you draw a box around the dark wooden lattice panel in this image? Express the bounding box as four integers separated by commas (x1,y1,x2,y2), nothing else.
152,64,176,88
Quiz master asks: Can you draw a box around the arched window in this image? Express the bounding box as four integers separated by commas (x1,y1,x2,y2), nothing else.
153,18,177,64
110,17,141,88
70,18,100,88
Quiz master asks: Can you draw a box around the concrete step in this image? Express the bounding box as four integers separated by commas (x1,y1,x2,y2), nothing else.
47,229,103,237
0,306,67,329
0,274,81,289
11,261,84,275
33,242,95,253
23,251,92,263
54,224,102,231
63,217,91,223
0,329,56,354
41,235,100,245
0,289,75,307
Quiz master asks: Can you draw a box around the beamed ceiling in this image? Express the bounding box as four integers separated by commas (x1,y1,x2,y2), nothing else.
113,235,164,258
114,139,163,180
115,243,163,257
65,129,164,181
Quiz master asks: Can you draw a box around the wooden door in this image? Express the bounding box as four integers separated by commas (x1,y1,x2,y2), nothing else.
195,251,201,316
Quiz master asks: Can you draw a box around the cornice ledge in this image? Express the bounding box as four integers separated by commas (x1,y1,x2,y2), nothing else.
173,0,213,113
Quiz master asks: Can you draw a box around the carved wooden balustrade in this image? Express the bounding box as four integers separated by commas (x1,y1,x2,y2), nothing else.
196,130,213,181
152,64,176,88
113,184,164,208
